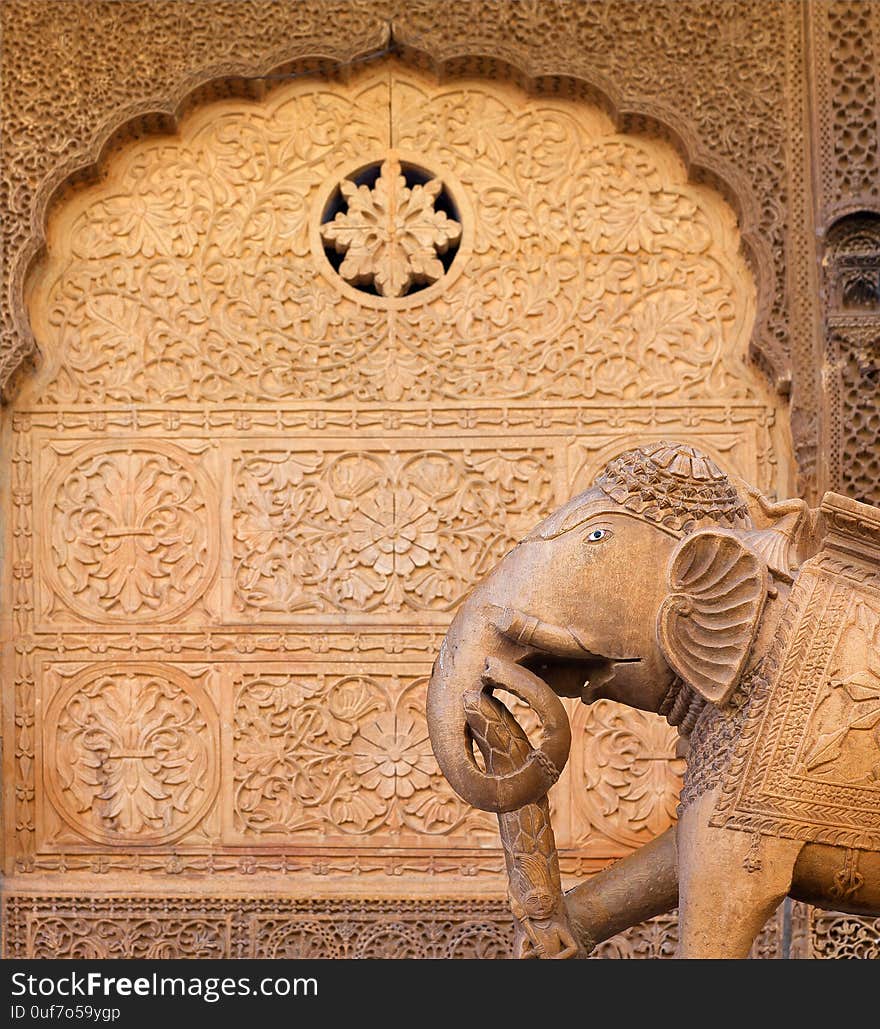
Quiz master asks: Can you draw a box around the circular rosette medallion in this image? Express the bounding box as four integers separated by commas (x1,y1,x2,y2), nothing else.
45,663,219,846
44,441,217,622
311,151,471,310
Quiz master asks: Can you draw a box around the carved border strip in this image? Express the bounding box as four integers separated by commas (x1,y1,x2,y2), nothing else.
1,894,792,959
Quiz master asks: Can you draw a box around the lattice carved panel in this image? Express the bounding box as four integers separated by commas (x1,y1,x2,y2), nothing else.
811,1,880,222
1,895,790,960
806,911,880,959
5,893,877,959
823,215,880,503
826,318,880,504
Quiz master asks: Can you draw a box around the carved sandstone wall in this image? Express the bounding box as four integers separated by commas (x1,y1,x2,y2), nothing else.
7,54,780,908
2,0,878,959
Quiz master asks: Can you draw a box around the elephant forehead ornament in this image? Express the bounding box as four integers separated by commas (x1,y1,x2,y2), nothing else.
593,440,751,531
426,440,880,958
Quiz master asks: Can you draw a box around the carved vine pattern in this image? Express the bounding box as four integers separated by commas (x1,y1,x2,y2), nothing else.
233,672,494,839
46,665,218,845
26,68,765,408
46,443,215,621
233,446,553,614
30,916,229,960
809,911,880,959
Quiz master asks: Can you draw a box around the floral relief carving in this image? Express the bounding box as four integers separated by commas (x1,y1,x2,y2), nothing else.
232,446,554,615
29,915,229,959
570,700,685,850
2,0,810,429
351,711,434,801
26,65,765,408
44,664,219,846
5,25,804,958
1,0,876,962
320,156,461,297
44,442,216,622
232,671,494,840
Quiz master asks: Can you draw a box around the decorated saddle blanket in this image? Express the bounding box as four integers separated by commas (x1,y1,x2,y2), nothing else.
712,492,880,850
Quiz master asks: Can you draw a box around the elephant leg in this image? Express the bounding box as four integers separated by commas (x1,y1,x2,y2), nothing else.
677,787,803,958
563,826,679,950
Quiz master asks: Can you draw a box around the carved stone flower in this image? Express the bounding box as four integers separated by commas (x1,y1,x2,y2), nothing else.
347,487,439,577
351,712,434,800
320,157,461,297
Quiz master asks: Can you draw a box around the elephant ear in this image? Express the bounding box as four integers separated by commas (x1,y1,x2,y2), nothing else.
656,528,769,705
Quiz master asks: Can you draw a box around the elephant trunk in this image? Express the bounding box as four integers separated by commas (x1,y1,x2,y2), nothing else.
427,599,572,814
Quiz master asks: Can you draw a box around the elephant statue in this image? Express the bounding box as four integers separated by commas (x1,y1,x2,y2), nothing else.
426,440,880,958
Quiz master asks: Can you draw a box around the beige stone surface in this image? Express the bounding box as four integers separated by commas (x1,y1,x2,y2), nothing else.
8,60,786,884
2,0,878,958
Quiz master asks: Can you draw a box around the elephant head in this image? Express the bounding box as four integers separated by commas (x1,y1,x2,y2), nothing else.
427,440,813,814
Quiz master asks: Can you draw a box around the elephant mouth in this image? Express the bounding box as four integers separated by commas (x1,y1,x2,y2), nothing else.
488,605,641,703
519,651,641,704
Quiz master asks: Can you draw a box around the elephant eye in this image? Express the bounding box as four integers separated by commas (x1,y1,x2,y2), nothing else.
586,528,611,543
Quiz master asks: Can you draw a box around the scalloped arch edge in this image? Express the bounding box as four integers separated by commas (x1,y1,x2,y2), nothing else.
5,25,786,400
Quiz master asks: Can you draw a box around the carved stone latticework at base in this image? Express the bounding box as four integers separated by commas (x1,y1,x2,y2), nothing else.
0,895,793,960
4,894,877,958
791,903,880,959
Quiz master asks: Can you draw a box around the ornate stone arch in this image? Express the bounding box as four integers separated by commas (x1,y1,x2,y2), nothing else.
7,27,782,400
